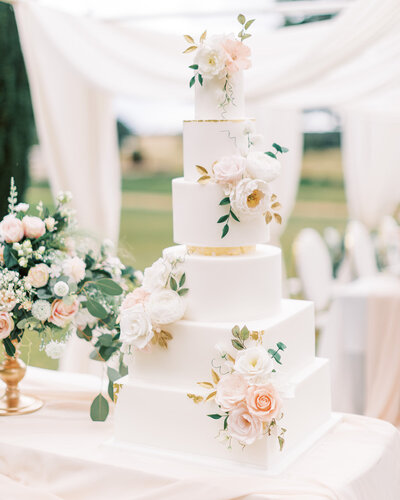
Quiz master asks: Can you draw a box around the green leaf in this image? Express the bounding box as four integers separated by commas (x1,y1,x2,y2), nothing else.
90,393,109,422
107,380,114,401
278,435,285,451
89,349,102,361
207,414,223,420
240,326,249,341
189,64,198,70
217,214,229,224
3,245,18,268
277,342,287,350
189,76,196,88
273,142,282,153
245,19,255,30
170,276,178,291
237,13,246,25
232,339,244,351
224,415,228,430
241,33,252,40
179,273,186,287
3,337,15,357
198,73,203,86
98,334,113,347
95,278,123,296
266,151,277,159
86,298,108,319
221,224,229,239
178,288,189,296
219,197,230,206
230,210,240,222
107,367,122,383
232,325,240,338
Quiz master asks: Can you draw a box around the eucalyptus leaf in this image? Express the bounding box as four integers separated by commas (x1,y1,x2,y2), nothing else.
232,339,244,351
221,224,229,239
237,13,246,24
107,380,114,401
232,325,240,338
207,414,223,420
107,367,122,383
240,325,250,341
3,337,15,357
3,245,18,268
86,298,108,319
241,33,252,40
89,349,102,361
245,19,255,30
95,278,123,296
277,342,287,350
90,393,109,422
178,288,189,296
98,334,113,347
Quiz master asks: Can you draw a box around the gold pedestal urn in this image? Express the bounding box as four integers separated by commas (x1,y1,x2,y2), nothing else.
0,341,43,416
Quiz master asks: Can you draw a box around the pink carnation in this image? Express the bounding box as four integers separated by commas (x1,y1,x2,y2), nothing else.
121,287,150,311
245,383,282,422
222,39,251,74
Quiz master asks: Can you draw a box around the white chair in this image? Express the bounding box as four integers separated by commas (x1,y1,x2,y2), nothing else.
345,220,379,278
293,228,334,329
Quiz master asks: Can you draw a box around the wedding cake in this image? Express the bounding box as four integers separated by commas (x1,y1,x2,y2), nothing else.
114,16,335,470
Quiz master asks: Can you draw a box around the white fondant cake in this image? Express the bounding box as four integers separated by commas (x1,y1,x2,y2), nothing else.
115,19,333,472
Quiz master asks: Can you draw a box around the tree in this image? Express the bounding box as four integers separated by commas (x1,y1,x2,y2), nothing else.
0,2,35,217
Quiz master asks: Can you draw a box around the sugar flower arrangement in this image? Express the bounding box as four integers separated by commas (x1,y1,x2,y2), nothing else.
188,325,287,450
119,251,188,355
197,121,288,238
0,178,137,421
184,14,254,113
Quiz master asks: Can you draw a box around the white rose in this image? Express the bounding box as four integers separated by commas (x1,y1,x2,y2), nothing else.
230,178,270,219
148,289,185,326
62,256,86,283
212,155,246,186
142,258,170,292
245,152,281,182
120,303,153,349
234,346,274,382
194,35,227,80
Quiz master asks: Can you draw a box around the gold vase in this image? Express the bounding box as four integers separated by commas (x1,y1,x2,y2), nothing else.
0,341,43,416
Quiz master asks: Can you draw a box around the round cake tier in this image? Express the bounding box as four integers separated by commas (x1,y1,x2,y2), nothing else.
164,244,281,322
172,178,269,247
195,71,245,119
183,119,255,181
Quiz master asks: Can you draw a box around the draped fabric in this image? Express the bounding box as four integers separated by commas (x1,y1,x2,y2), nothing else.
14,0,400,240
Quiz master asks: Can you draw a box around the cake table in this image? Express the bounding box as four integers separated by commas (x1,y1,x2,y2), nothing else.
0,367,399,500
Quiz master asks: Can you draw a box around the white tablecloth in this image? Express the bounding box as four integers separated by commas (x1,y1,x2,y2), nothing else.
0,367,399,500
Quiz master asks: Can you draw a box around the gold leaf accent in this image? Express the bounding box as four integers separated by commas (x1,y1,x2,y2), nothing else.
197,382,214,389
226,353,236,363
271,194,277,202
246,189,265,208
200,30,207,42
184,34,195,44
205,391,217,401
265,211,273,224
196,165,208,175
211,369,220,385
187,393,204,404
187,246,255,256
271,202,281,209
113,383,122,403
183,45,197,54
197,175,211,184
151,330,173,349
251,332,259,341
274,213,282,224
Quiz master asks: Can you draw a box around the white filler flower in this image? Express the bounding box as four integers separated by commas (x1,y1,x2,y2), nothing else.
31,300,52,321
54,281,69,297
45,340,66,359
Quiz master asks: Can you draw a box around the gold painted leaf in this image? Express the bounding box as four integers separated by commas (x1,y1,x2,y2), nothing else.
197,175,211,184
161,330,173,340
187,393,204,404
265,211,273,224
197,382,214,389
251,332,259,341
158,337,168,349
184,34,195,44
200,30,207,42
205,391,217,401
196,165,208,175
183,45,197,54
226,353,236,363
271,194,277,202
271,202,281,209
211,369,220,385
274,213,282,224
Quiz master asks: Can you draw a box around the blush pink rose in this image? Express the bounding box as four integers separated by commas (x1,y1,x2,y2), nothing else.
246,383,282,422
227,403,263,445
215,372,248,411
27,263,50,288
0,312,14,340
49,299,79,327
62,256,86,283
121,287,150,311
22,216,45,239
223,39,251,74
0,215,24,243
213,155,246,186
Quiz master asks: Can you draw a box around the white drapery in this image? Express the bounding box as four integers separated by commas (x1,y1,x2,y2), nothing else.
13,0,400,240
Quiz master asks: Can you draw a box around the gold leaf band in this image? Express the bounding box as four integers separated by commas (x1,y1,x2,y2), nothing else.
187,245,256,256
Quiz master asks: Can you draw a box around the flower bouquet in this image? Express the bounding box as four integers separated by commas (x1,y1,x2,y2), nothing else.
0,179,136,418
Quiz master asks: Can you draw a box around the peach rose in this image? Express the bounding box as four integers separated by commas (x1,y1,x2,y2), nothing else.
0,214,24,243
0,312,14,340
121,287,150,311
223,39,251,74
27,263,50,288
22,216,45,239
49,299,79,327
246,383,282,422
215,372,248,412
227,403,263,445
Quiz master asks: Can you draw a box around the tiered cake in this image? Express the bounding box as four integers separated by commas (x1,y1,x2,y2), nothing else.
115,20,334,470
